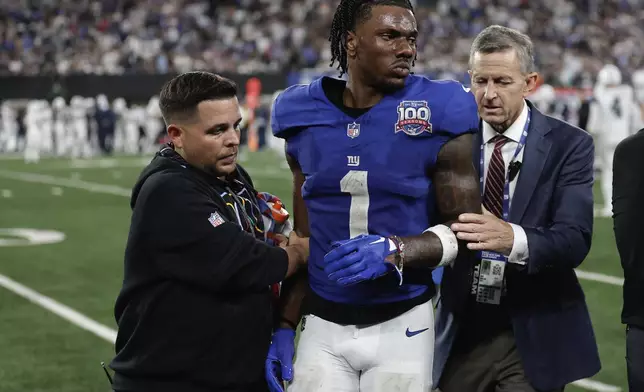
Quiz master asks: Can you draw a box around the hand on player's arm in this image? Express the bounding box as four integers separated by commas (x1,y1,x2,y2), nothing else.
282,231,309,278
450,209,515,256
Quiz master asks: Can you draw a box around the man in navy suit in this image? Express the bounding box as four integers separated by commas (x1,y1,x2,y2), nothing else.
434,25,601,392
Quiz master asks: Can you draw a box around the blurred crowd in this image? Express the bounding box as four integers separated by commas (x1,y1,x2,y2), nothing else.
1,0,643,85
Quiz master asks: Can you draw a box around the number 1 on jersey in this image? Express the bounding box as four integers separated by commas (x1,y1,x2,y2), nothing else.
340,170,369,238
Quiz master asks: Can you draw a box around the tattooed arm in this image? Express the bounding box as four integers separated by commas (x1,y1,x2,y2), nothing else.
276,149,310,329
395,133,482,268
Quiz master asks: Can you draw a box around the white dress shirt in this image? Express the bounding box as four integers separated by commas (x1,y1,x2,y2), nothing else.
481,100,530,264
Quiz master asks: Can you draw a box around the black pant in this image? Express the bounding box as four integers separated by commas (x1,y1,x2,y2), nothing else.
439,331,565,392
627,325,644,392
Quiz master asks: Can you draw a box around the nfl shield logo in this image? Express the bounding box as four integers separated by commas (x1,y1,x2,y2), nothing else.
347,122,360,138
395,101,432,136
208,211,225,227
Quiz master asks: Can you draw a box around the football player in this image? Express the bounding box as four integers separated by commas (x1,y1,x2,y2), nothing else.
529,83,556,115
69,96,91,159
23,100,44,163
51,96,69,157
265,1,481,391
0,101,18,153
631,68,644,130
587,64,637,217
144,95,164,153
95,94,117,155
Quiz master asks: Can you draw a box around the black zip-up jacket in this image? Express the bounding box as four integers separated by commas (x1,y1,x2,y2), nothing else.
110,147,288,392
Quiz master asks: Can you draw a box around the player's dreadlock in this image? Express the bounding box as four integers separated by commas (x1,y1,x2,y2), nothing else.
329,0,415,77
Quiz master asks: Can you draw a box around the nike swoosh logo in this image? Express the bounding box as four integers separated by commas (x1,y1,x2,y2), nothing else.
462,85,471,93
405,327,429,337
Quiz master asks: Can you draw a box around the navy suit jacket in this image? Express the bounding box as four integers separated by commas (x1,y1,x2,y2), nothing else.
433,101,601,390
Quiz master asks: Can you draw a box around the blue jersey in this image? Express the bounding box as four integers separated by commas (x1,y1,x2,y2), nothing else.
272,75,478,306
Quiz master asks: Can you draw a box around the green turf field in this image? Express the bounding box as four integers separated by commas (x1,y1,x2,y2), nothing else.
0,151,627,391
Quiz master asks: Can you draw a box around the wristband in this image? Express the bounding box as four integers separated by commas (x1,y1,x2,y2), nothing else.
389,235,405,283
424,224,458,267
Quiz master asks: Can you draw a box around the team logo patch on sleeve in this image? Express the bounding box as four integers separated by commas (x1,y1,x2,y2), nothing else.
395,100,432,136
208,212,225,227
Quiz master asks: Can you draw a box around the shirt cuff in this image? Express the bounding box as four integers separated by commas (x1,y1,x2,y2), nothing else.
508,223,529,265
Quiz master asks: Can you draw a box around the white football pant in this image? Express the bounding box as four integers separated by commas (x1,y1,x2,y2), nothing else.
24,124,41,163
288,300,434,392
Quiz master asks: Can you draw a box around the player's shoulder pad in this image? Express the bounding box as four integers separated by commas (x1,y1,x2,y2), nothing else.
271,79,327,138
409,76,479,137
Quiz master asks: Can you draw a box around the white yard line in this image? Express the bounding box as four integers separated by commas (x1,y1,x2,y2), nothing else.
576,270,624,286
0,170,131,197
0,168,626,390
571,379,622,392
0,273,116,344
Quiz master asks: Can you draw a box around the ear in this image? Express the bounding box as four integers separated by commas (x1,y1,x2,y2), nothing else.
167,124,184,149
345,31,357,58
523,72,539,97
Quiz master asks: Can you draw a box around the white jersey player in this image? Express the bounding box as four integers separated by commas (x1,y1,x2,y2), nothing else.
587,64,638,217
52,97,69,156
112,97,128,153
40,100,54,154
130,104,147,155
69,96,92,159
24,100,44,163
1,101,18,152
144,96,163,153
631,69,644,130
529,83,556,115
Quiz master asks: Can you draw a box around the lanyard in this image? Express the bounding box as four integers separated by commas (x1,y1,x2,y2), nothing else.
479,107,530,222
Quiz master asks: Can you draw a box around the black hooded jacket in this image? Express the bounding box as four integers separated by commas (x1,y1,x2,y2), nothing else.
110,147,288,392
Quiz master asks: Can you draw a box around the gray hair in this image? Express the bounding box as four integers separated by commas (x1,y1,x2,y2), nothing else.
469,25,535,74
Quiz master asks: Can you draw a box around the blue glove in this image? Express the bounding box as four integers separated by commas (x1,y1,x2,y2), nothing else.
266,328,296,392
323,234,401,286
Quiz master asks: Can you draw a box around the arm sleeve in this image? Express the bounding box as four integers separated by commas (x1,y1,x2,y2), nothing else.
523,134,595,274
140,173,289,293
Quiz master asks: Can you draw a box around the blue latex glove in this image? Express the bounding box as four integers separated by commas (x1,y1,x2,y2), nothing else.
323,234,401,286
266,328,296,392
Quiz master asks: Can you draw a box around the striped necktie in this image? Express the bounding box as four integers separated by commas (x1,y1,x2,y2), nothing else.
483,135,509,219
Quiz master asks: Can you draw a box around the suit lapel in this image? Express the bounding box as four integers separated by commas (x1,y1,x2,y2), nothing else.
509,102,552,222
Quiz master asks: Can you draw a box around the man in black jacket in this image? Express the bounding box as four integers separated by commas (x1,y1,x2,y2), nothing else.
613,128,644,392
109,71,309,392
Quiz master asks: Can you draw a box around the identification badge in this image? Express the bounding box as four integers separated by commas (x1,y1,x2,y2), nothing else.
475,251,507,305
